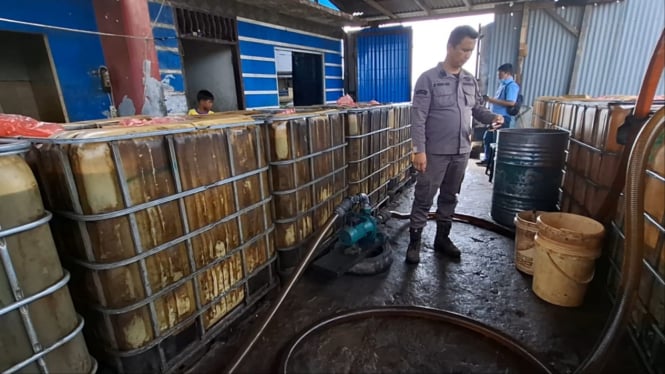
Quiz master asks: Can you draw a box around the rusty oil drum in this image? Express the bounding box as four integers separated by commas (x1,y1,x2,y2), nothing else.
0,139,96,373
491,128,569,228
26,117,277,373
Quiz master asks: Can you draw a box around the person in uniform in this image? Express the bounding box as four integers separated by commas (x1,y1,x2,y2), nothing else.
406,25,505,264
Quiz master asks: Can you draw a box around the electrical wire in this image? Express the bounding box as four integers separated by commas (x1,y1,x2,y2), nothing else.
0,17,152,40
151,0,167,28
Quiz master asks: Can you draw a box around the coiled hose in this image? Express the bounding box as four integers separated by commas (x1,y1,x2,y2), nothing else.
225,193,546,373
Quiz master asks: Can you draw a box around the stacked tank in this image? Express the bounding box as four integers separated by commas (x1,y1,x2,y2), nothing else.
2,103,415,372
264,110,347,274
25,115,277,372
345,105,394,208
388,103,413,190
0,139,95,373
606,110,664,374
534,97,665,374
532,97,637,218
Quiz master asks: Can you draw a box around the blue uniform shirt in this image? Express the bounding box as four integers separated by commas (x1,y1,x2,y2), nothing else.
490,78,519,117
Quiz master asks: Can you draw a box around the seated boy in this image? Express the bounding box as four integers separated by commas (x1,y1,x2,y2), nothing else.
188,90,215,115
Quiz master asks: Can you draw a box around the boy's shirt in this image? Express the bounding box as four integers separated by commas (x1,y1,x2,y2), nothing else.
187,109,215,116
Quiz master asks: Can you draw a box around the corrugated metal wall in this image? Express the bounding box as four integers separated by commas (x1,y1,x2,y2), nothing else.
571,0,665,96
522,6,584,105
481,1,664,107
238,18,343,108
479,12,521,97
356,26,412,103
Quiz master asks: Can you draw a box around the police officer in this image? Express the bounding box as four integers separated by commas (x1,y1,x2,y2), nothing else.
406,25,504,264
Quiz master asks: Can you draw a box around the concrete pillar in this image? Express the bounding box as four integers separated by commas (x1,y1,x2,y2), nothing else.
93,0,161,116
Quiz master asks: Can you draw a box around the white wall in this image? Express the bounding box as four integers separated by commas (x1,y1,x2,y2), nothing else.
181,39,238,111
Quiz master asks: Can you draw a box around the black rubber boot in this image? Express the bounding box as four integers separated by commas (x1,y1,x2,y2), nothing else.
434,221,461,259
405,228,423,264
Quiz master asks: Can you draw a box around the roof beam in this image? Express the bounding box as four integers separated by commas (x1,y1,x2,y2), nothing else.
412,0,432,15
462,0,472,10
362,0,398,19
544,8,580,36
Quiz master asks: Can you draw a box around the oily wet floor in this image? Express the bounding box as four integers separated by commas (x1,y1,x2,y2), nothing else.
284,315,544,374
189,163,645,374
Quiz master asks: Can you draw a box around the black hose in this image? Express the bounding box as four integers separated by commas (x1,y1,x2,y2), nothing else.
278,306,553,374
226,194,372,373
388,211,514,238
227,199,520,374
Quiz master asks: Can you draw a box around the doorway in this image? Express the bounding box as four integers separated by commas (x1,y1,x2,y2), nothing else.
0,30,66,122
293,51,324,107
275,48,324,107
181,39,240,112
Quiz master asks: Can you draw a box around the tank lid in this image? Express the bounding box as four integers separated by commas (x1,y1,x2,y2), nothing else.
0,139,31,156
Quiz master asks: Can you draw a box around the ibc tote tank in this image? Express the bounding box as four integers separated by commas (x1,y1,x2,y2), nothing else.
0,139,95,373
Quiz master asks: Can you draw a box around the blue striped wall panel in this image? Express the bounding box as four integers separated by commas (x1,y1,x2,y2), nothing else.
155,34,179,49
246,94,279,108
325,66,342,77
148,2,174,24
326,91,344,102
243,77,278,91
162,73,184,92
241,59,277,75
325,53,342,65
238,21,341,52
239,41,277,59
149,2,185,102
325,79,343,89
157,50,183,70
152,27,178,47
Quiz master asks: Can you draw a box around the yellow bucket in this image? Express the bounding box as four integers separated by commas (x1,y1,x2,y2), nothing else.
532,212,605,307
513,210,545,275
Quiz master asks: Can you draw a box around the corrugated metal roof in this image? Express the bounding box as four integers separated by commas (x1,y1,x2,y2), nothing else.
330,0,621,24
379,0,423,14
571,0,665,96
425,0,467,9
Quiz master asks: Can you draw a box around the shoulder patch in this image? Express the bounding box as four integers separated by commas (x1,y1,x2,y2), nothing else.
415,89,428,95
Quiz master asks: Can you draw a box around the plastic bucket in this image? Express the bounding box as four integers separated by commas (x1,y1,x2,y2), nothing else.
532,212,605,307
513,210,545,275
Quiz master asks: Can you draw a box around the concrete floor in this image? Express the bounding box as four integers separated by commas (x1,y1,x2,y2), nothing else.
190,162,645,374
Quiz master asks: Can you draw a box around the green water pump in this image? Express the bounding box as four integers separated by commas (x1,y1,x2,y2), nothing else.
339,204,378,246
311,193,391,278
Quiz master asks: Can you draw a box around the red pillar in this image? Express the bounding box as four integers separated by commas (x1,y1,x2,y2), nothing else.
93,0,160,115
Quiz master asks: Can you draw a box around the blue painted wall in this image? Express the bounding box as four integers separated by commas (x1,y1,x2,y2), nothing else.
148,0,188,115
238,19,344,108
149,1,184,92
0,0,110,121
